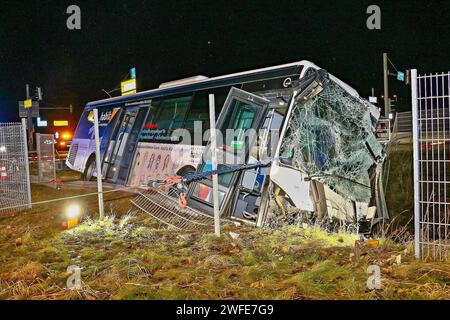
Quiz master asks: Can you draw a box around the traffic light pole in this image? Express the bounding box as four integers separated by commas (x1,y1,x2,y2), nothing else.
383,53,390,118
21,117,32,209
25,84,34,151
22,85,45,151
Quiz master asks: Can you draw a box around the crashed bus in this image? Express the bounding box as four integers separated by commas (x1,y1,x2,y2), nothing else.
67,61,389,233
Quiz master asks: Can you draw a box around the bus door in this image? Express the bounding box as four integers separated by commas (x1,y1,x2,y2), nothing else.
104,106,148,184
187,87,269,216
98,108,123,164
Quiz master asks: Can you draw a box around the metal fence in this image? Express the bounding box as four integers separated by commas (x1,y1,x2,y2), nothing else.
0,121,32,212
412,69,450,260
396,111,413,133
36,133,56,184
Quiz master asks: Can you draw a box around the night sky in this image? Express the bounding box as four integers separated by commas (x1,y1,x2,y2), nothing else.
1,0,449,123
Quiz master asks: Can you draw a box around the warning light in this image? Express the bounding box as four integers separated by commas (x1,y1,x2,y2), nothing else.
66,205,81,219
59,141,66,147
61,132,72,140
61,204,81,230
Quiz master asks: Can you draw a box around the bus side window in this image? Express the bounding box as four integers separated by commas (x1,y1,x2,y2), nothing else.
154,95,192,135
138,102,160,142
184,92,209,145
183,87,233,146
145,102,160,125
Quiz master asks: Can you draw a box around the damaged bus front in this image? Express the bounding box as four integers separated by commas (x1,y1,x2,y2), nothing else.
185,65,388,234
266,69,388,233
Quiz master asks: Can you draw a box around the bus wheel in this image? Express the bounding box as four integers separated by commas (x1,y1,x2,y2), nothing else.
83,156,96,181
177,166,196,178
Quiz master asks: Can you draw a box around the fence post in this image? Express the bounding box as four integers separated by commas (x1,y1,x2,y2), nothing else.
36,133,42,182
93,109,105,220
209,94,220,237
21,118,32,209
411,69,420,259
51,133,56,188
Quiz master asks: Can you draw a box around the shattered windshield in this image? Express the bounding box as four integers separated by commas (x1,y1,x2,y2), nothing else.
281,80,384,203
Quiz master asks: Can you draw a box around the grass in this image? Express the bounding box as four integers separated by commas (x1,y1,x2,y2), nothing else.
29,162,82,181
385,144,414,231
0,156,449,300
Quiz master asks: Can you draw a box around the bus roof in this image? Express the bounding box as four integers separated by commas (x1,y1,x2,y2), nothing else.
86,60,314,108
85,60,379,120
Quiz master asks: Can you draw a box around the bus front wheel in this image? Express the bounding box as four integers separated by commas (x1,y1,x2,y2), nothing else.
177,166,196,178
83,155,96,181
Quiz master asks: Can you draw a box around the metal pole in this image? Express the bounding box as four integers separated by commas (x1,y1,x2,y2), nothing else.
36,133,42,182
383,53,390,118
209,94,220,237
411,69,420,259
25,84,33,151
93,109,105,220
52,133,57,187
21,118,32,209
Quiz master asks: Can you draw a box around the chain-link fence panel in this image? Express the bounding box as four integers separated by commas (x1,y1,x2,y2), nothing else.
0,122,31,212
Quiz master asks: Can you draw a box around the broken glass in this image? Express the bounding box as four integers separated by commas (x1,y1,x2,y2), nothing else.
281,80,385,203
